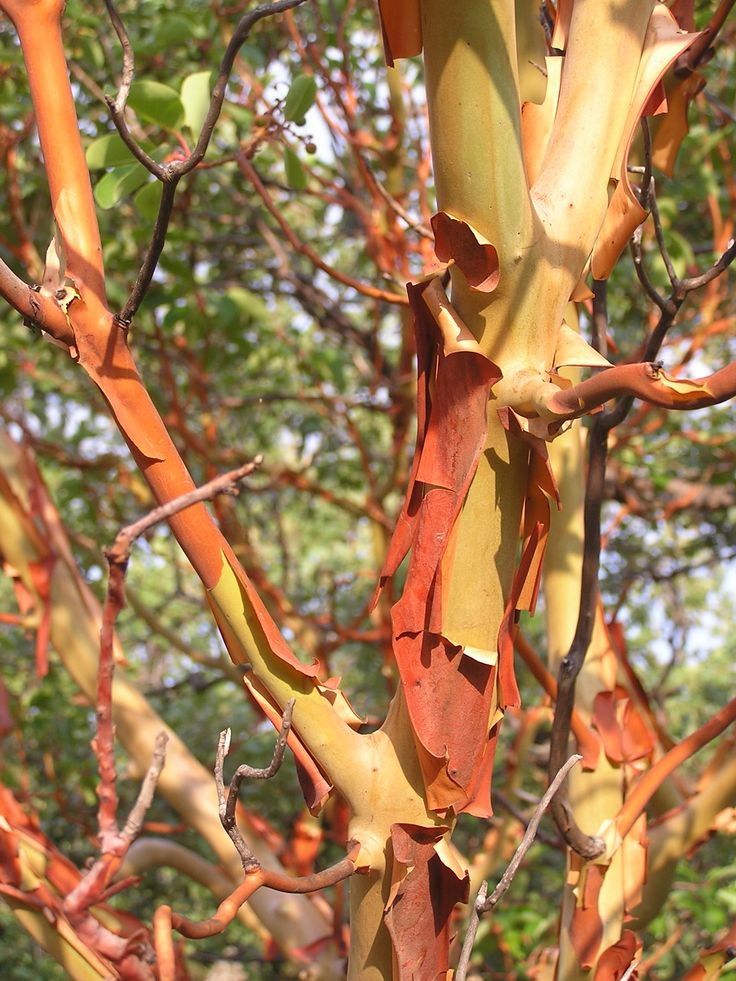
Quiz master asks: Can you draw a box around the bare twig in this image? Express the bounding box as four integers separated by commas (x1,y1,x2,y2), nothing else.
119,182,178,323
630,225,667,312
547,414,608,860
238,152,409,305
591,278,608,357
63,460,261,917
106,0,310,320
106,457,262,566
215,698,295,872
371,178,433,239
680,236,736,293
153,845,357,965
638,117,653,210
492,791,562,848
455,755,582,981
650,191,678,290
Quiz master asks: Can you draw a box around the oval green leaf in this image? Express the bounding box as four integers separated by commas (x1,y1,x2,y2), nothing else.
181,71,212,138
283,74,317,125
93,164,149,209
128,80,185,131
133,180,163,221
284,147,307,191
86,133,139,169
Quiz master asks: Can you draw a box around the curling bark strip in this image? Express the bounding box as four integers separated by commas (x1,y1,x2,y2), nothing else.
374,278,503,815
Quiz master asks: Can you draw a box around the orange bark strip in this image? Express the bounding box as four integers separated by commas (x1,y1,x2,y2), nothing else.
593,930,639,980
521,57,563,187
26,557,54,677
6,3,104,300
384,824,468,981
651,72,706,176
377,0,422,66
569,862,606,970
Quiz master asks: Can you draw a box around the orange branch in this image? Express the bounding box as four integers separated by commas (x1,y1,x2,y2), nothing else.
616,696,736,841
3,0,105,302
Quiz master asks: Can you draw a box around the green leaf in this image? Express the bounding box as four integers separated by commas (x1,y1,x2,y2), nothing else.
151,14,193,49
128,80,185,131
94,164,149,209
283,74,317,125
225,286,269,322
133,180,163,220
181,71,212,137
284,147,307,191
86,133,139,169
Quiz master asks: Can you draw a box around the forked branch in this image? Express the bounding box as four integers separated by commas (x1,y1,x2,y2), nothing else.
215,698,295,872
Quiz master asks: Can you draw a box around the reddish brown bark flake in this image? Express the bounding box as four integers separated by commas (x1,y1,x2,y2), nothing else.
569,861,607,970
376,0,422,66
375,281,502,814
385,823,469,981
591,686,656,765
593,930,640,980
431,212,500,293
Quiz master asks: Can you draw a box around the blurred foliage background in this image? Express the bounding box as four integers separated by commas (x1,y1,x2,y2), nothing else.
0,0,734,977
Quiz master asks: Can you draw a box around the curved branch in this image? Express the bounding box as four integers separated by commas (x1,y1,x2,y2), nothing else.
544,359,736,421
154,846,357,948
0,263,75,344
616,695,736,843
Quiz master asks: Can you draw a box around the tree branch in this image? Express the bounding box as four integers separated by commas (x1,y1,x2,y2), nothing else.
215,698,295,872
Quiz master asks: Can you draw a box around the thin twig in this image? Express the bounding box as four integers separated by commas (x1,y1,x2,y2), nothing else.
108,0,310,319
680,236,736,292
104,0,135,113
591,278,608,357
238,152,409,305
63,460,261,916
455,755,582,981
638,117,653,210
215,698,295,871
650,191,679,290
119,181,177,322
630,225,667,312
547,414,608,859
492,791,562,848
106,457,262,566
371,178,433,239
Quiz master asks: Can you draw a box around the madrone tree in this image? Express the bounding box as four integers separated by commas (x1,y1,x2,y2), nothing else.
0,0,735,978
